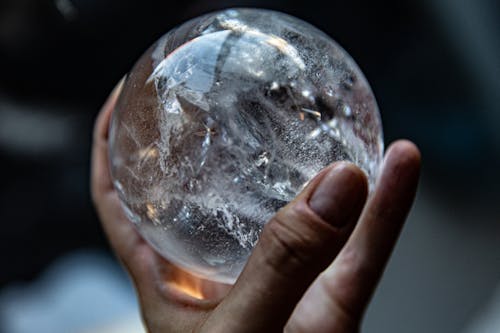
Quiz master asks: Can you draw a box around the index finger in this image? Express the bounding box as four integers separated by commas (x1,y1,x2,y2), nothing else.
327,140,421,316
286,140,421,332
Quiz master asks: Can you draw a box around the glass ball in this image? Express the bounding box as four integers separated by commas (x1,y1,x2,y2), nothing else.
109,8,383,284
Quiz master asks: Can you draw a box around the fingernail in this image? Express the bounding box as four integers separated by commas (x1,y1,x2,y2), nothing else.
309,163,367,228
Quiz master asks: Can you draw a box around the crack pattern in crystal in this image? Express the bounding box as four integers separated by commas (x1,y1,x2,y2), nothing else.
109,8,384,283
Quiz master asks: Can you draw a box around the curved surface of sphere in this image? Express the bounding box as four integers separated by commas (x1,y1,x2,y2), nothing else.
109,8,384,283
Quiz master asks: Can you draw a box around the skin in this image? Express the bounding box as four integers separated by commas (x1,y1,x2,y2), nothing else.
91,81,421,333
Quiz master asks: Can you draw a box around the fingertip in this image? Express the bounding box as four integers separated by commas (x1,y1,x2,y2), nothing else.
303,162,368,198
307,162,368,227
330,161,368,183
336,162,369,192
93,77,126,141
380,140,421,187
371,139,421,221
105,76,126,112
91,78,126,199
385,140,421,169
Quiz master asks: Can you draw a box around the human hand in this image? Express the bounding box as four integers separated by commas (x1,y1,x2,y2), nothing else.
91,81,421,333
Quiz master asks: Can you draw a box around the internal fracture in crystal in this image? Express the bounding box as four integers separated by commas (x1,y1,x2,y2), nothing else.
109,8,384,283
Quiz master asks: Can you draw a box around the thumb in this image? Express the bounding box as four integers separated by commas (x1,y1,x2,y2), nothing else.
201,162,368,332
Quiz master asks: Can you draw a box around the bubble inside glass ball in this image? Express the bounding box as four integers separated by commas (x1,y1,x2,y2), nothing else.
109,8,383,284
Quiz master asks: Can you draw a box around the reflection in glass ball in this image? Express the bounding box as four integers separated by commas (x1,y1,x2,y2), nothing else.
109,8,383,283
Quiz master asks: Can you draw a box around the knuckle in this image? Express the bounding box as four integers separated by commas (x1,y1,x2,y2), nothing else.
264,216,309,270
325,248,376,294
259,205,335,277
335,247,374,280
284,321,307,333
320,248,377,319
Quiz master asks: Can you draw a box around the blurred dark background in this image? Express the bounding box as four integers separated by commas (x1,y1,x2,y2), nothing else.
0,1,499,332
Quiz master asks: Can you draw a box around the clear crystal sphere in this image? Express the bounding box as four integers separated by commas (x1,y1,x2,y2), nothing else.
109,8,383,284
